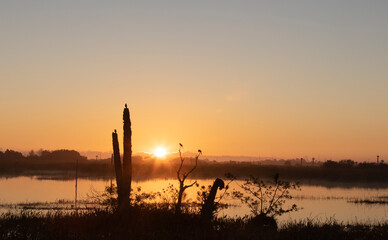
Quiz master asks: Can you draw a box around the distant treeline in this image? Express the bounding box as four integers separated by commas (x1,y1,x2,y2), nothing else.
189,162,388,185
0,149,87,163
1,149,388,184
0,149,107,179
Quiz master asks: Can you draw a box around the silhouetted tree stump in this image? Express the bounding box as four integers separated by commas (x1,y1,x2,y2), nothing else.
200,178,224,221
112,104,132,210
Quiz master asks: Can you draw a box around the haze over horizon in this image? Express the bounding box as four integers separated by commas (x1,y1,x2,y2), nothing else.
1,1,388,162
0,148,382,164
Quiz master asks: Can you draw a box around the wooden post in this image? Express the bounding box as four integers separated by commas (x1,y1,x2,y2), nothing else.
75,158,78,210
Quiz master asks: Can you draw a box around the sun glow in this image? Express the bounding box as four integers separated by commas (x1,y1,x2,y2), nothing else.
154,147,167,158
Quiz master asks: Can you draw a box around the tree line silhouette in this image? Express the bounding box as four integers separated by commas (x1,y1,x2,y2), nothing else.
1,148,388,183
0,149,86,162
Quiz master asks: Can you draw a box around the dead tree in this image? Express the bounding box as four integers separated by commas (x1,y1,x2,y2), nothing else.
112,104,132,209
112,129,123,206
175,143,201,213
122,104,132,205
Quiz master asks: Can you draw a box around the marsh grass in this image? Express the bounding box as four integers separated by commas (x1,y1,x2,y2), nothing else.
1,207,388,240
349,199,388,205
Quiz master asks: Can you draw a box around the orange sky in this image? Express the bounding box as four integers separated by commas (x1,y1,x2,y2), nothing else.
1,1,388,161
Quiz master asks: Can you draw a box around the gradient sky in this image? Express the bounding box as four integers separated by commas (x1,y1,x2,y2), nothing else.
1,1,388,161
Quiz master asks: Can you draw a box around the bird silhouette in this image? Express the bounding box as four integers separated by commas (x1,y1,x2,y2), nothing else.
198,149,202,153
179,143,183,148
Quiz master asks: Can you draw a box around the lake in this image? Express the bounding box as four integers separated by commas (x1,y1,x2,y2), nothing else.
1,177,388,225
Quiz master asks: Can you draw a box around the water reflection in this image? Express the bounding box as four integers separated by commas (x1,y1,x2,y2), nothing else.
1,177,388,225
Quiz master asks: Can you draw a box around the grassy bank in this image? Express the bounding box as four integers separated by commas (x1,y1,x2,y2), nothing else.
1,208,388,240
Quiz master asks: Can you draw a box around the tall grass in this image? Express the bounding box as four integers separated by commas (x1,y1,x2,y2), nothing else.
1,208,388,240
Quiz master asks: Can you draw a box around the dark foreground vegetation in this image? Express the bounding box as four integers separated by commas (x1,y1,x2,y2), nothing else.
1,208,388,240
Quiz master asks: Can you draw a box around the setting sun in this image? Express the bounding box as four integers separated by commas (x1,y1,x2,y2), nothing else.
154,147,167,158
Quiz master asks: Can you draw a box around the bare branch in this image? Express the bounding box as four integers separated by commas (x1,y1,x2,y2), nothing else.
184,180,197,189
182,151,200,181
266,182,280,214
176,145,184,182
265,188,286,215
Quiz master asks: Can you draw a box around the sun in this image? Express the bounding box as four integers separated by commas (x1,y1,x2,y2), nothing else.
154,147,167,158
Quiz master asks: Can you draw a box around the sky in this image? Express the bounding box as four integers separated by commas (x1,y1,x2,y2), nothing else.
1,1,388,161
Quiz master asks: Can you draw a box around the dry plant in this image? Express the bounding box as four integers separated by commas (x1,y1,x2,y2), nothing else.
175,143,201,213
233,173,300,218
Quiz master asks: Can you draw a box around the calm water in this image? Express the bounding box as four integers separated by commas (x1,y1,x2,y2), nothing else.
1,177,388,225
